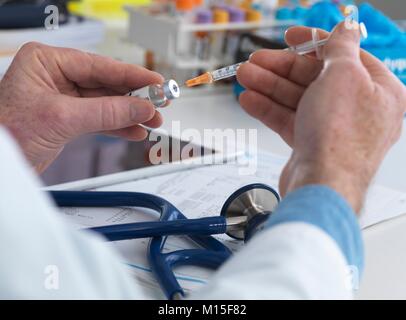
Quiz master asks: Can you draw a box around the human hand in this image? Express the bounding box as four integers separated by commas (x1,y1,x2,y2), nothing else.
0,42,164,173
237,23,406,212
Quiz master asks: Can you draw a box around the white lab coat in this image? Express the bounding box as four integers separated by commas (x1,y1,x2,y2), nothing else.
0,127,352,299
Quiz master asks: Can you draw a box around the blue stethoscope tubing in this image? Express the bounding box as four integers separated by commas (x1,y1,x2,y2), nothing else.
50,190,233,299
51,191,229,241
50,183,279,299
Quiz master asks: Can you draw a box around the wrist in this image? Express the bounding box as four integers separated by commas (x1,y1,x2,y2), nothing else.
283,156,369,213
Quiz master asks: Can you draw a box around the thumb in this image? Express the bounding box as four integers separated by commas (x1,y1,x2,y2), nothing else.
323,21,361,62
66,95,155,135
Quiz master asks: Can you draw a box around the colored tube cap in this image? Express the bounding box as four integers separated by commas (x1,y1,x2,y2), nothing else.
176,0,195,11
246,9,262,22
229,7,246,23
213,9,230,24
275,7,293,20
194,0,204,6
196,9,213,23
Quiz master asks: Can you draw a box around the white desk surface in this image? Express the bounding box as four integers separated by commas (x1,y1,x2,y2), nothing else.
160,88,406,299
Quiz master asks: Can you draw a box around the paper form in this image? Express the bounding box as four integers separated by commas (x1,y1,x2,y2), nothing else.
58,152,406,298
360,185,406,228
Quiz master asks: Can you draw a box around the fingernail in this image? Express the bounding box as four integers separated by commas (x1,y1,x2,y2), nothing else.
336,21,361,42
249,52,254,61
360,22,368,40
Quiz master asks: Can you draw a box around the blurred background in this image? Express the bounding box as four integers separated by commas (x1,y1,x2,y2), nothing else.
0,0,405,186
361,0,403,20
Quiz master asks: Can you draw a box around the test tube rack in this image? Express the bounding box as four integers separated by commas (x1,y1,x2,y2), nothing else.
125,6,294,75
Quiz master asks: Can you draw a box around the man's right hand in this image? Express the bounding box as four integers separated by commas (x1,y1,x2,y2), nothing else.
237,22,406,212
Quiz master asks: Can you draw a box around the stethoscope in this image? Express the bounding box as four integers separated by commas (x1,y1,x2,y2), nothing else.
49,183,280,300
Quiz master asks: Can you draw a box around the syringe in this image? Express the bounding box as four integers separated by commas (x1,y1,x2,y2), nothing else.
287,22,368,56
185,62,244,87
185,23,368,87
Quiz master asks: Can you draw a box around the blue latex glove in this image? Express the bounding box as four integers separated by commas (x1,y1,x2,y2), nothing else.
359,2,406,47
304,2,344,31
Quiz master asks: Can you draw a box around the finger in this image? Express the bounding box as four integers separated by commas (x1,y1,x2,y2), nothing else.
104,125,149,141
77,87,124,98
285,26,329,46
56,48,164,90
285,26,330,59
142,111,163,128
239,90,295,145
358,47,402,90
77,91,166,126
285,25,394,88
248,49,323,87
323,21,361,61
67,95,156,134
238,62,304,109
104,112,163,140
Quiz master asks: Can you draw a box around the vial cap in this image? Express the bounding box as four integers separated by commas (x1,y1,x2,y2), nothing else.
163,80,180,100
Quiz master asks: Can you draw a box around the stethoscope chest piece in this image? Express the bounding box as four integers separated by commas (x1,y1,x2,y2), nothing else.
220,183,280,241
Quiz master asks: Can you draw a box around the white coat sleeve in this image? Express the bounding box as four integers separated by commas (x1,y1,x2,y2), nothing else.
192,185,363,299
0,128,143,299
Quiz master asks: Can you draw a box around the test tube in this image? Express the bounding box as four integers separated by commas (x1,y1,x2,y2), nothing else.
223,7,246,56
195,9,213,60
212,8,230,58
127,80,180,108
175,0,196,22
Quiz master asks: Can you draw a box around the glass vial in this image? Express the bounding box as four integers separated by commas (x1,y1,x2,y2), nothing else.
127,79,180,108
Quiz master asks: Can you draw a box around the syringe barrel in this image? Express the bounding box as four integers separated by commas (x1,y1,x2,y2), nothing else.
210,62,245,81
287,38,329,55
287,23,368,56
